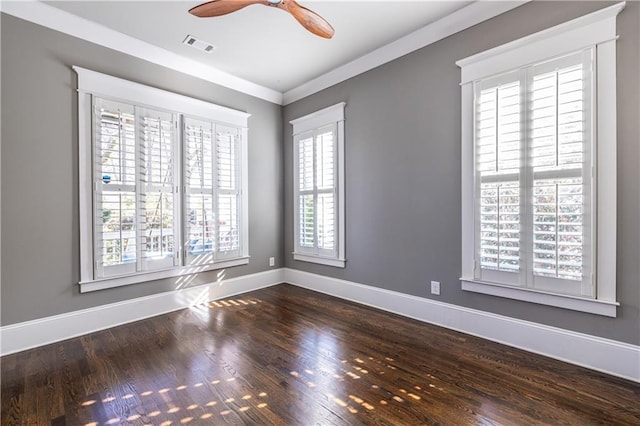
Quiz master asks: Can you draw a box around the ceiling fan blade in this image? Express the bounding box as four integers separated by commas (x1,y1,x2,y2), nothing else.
189,0,266,18
279,0,335,39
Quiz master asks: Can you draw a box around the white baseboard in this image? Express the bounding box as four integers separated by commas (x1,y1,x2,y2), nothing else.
0,268,285,356
3,267,638,383
284,268,640,383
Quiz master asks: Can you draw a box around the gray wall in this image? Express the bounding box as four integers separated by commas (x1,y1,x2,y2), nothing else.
2,1,639,347
283,1,640,345
1,14,284,325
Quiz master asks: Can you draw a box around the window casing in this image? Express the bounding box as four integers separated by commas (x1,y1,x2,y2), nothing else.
457,3,623,316
291,103,346,268
76,67,250,293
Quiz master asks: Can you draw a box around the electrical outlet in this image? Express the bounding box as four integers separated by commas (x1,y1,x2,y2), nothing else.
430,281,441,296
269,257,275,267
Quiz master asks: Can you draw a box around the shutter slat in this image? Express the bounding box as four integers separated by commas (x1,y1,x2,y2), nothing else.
299,194,315,248
185,119,215,258
299,138,314,191
95,99,137,271
216,127,241,254
479,181,521,273
529,58,587,282
139,112,175,266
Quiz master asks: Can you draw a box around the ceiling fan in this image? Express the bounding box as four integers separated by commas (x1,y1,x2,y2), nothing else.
189,0,335,39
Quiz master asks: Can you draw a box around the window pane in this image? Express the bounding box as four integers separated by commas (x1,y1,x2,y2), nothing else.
142,116,174,186
218,194,239,252
479,182,520,272
476,81,521,176
217,129,236,191
299,138,314,191
99,191,136,266
185,123,213,190
317,193,335,251
97,106,135,185
533,178,583,280
187,194,215,255
142,192,174,261
316,131,334,190
531,64,585,173
299,195,315,248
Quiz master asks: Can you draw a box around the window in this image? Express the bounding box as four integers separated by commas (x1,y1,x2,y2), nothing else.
94,100,179,278
76,67,249,292
291,103,346,267
457,3,624,316
183,118,243,265
473,51,594,295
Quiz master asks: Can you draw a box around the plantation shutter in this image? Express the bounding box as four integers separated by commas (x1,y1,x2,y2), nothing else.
528,50,593,296
216,125,242,259
475,72,523,287
78,66,251,290
138,107,178,271
94,98,137,278
290,102,345,267
297,132,315,251
473,49,593,297
184,117,215,265
294,125,337,257
316,126,337,256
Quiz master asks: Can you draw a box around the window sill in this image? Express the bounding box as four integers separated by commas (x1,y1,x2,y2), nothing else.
460,278,618,317
293,253,346,268
79,257,250,293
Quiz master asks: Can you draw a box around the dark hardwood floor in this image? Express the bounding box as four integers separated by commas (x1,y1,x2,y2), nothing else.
2,284,639,425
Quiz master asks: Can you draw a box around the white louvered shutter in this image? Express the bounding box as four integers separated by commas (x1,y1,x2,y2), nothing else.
473,49,593,297
94,98,137,277
294,125,338,258
184,117,215,265
475,72,522,286
297,132,315,251
528,50,593,295
316,127,336,255
216,125,242,259
138,107,178,271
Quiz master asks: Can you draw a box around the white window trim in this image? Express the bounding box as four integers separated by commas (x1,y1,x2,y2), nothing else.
290,102,346,268
75,66,250,293
456,3,624,317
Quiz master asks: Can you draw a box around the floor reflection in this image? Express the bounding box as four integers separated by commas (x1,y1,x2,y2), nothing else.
6,285,636,425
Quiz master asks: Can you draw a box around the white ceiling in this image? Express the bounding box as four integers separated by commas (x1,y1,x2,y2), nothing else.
44,1,471,93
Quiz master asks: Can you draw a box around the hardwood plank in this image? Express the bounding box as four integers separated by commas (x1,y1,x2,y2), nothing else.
2,284,639,425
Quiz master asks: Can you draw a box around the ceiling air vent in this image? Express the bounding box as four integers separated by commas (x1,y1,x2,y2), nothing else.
182,34,215,53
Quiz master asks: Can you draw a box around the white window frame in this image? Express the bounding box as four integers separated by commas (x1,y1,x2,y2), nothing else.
76,66,250,293
456,3,624,317
291,102,346,268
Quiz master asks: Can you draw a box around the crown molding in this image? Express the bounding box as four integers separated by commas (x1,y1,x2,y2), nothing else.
2,1,528,106
0,0,284,105
283,1,528,105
